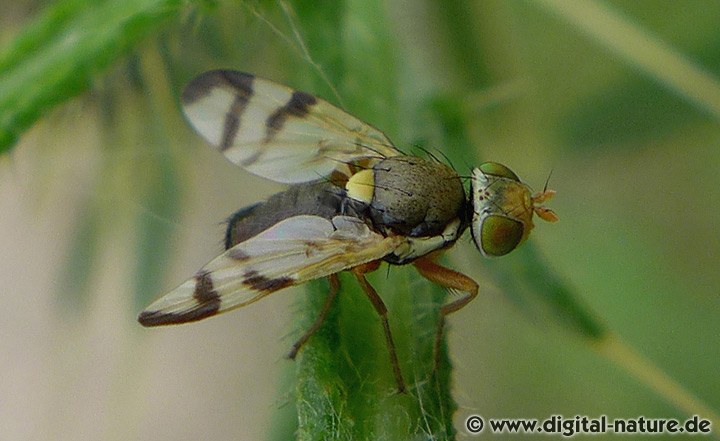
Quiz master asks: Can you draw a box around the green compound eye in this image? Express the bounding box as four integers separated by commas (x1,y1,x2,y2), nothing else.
478,162,520,182
479,215,525,256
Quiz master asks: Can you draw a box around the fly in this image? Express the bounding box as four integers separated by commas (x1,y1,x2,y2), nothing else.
138,70,558,393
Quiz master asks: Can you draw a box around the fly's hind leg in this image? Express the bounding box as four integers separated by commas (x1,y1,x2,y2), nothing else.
352,261,407,394
287,273,340,360
413,257,479,371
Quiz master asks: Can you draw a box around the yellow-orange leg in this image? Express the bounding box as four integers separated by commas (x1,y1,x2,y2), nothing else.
413,257,479,370
287,273,340,360
351,261,407,394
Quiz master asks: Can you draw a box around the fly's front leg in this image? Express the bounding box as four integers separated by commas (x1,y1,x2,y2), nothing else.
351,261,407,394
287,273,340,360
413,257,479,370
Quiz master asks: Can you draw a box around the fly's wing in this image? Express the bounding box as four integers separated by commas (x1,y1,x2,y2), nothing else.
138,215,402,326
181,70,402,183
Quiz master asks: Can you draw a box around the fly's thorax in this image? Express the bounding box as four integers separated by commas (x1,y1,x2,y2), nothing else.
345,156,466,237
470,162,535,257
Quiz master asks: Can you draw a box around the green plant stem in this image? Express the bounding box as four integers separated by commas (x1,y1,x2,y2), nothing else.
295,271,456,440
286,0,457,438
595,334,720,438
535,0,720,120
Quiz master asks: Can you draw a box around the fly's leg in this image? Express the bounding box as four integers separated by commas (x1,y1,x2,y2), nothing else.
352,261,407,394
287,273,340,360
413,257,479,371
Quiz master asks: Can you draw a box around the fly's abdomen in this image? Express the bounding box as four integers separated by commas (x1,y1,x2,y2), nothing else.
225,181,344,248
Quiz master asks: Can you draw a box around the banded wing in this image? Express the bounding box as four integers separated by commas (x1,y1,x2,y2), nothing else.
181,70,402,183
138,215,403,326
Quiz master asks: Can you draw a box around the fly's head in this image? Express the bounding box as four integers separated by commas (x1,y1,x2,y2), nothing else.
470,162,558,257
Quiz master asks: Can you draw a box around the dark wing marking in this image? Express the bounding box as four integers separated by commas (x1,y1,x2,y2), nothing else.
181,70,401,183
138,215,403,326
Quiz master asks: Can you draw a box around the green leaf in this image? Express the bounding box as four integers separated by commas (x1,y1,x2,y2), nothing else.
0,0,186,152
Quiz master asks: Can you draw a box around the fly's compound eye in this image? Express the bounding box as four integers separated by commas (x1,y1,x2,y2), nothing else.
478,162,520,182
474,214,525,257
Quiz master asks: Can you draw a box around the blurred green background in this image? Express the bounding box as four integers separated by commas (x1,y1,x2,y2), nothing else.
1,0,718,440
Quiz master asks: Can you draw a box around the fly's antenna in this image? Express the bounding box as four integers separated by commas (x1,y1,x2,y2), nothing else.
543,168,554,193
532,168,559,222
